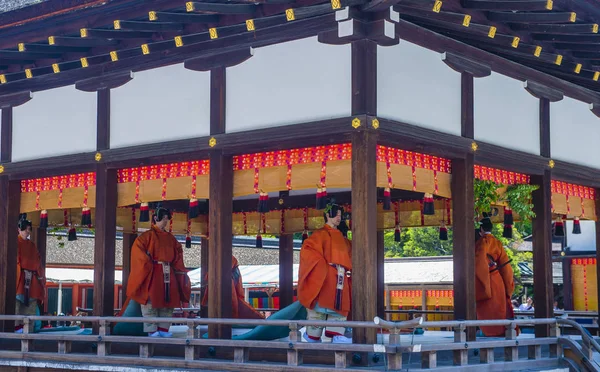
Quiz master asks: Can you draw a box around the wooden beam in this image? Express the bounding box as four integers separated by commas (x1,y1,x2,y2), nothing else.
351,129,378,345
539,98,551,158
93,165,117,317
0,91,32,109
443,53,491,78
278,234,294,309
82,28,156,39
121,233,137,305
351,39,377,115
524,81,563,102
114,20,184,32
461,72,474,138
208,151,233,339
462,0,554,11
0,107,13,163
185,48,254,72
509,23,599,34
151,12,220,23
377,230,385,319
210,67,226,136
96,89,110,151
451,155,476,341
532,33,600,43
186,1,258,14
16,43,90,54
48,36,119,48
487,11,576,24
75,71,133,92
200,237,209,318
531,171,553,337
0,178,19,331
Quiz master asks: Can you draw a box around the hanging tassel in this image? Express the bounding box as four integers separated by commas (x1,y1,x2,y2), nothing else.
394,225,401,242
81,207,92,226
439,223,448,241
503,224,513,239
256,233,263,248
139,202,149,222
68,226,77,241
188,198,200,219
39,210,48,229
554,217,565,237
503,207,514,226
302,230,309,242
423,193,435,215
573,217,582,234
383,187,391,211
316,187,327,210
185,236,192,248
262,192,270,213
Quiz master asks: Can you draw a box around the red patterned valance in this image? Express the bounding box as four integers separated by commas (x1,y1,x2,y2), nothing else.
552,181,595,200
233,144,352,171
377,146,451,173
474,165,529,185
117,160,210,183
572,258,597,266
21,173,96,193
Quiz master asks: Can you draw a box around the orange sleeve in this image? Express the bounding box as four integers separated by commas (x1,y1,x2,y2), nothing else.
475,237,492,301
297,231,329,310
172,240,187,273
496,242,515,297
126,233,152,300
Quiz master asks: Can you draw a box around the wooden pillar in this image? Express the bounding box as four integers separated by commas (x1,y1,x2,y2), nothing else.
351,130,378,345
0,178,19,330
451,155,476,340
200,237,209,318
208,150,233,339
31,227,47,282
377,230,385,319
1,107,13,162
93,165,117,317
562,256,573,310
531,171,553,336
121,233,137,302
279,234,294,309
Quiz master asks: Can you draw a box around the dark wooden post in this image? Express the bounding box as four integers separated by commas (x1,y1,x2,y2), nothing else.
562,256,573,310
121,233,137,302
32,228,47,278
451,155,476,340
93,165,117,317
200,236,209,318
377,230,385,319
208,150,233,339
596,193,600,321
351,129,378,345
0,178,20,331
531,171,553,336
279,234,294,309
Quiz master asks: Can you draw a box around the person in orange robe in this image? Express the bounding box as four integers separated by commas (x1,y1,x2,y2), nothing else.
298,200,352,344
126,207,190,338
475,216,518,337
201,256,264,319
15,216,46,333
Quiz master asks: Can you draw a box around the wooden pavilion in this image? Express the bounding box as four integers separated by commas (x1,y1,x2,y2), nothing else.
2,0,600,368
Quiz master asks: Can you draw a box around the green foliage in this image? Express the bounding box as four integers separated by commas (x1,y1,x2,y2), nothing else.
504,184,539,220
474,179,501,222
384,227,453,258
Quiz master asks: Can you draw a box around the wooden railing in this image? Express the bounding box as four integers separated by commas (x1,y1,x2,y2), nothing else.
0,315,596,371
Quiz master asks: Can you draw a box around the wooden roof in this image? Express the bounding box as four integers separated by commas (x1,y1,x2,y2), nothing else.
0,0,600,93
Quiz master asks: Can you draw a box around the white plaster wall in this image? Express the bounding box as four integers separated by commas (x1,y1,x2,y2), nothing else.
226,37,352,133
377,41,461,135
551,97,600,169
474,72,539,154
110,64,210,148
12,86,96,162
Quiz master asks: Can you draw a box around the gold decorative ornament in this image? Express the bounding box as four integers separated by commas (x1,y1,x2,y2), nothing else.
25,69,33,79
462,15,471,27
594,72,600,82
80,57,89,68
80,28,88,38
331,0,341,9
0,165,4,174
549,160,555,169
246,19,255,31
149,11,157,21
48,36,55,45
432,0,442,12
95,153,102,162
209,137,217,147
52,64,60,73
545,0,553,10
471,141,478,152
174,36,184,47
511,37,520,48
114,20,121,29
18,43,25,52
593,24,599,33
209,28,218,39
371,118,380,129
278,198,284,205
352,118,361,129
186,2,195,11
110,51,119,62
285,9,295,21
534,46,542,57
488,26,496,38
0,75,6,84
141,44,150,55
574,64,582,74
555,55,563,66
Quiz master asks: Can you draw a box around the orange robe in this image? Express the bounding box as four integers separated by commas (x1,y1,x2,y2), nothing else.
201,256,264,319
16,236,45,302
475,233,517,337
126,225,188,308
298,224,352,317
